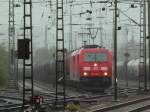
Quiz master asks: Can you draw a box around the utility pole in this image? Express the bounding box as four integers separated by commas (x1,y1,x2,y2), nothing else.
74,31,77,49
69,0,73,51
143,0,147,90
125,26,129,87
99,21,103,47
45,25,48,49
113,0,118,101
148,0,150,89
9,0,16,89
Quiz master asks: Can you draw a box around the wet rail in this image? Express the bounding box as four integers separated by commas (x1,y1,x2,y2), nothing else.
89,96,150,112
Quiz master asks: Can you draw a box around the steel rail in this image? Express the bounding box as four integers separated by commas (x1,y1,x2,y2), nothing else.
0,103,22,108
0,96,22,101
90,96,150,112
33,80,139,103
128,104,150,112
19,80,140,108
0,104,23,111
44,88,137,105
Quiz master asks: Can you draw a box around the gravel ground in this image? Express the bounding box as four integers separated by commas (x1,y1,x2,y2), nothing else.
81,91,150,112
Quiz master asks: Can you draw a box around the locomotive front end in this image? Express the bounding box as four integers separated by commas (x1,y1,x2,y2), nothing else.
80,49,112,88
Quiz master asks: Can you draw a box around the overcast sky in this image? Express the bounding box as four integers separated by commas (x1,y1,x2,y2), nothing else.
0,0,142,51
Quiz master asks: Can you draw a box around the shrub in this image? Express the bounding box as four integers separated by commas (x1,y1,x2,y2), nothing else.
0,45,8,88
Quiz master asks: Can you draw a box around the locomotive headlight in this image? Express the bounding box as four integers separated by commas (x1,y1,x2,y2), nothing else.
83,72,88,76
94,63,97,67
104,72,108,76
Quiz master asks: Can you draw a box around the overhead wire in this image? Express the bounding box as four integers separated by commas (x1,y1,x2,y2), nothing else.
0,0,142,39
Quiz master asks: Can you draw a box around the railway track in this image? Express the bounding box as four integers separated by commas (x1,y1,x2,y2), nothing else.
2,80,149,112
0,96,22,101
89,96,150,112
29,80,140,104
0,103,22,111
128,104,150,112
43,87,139,106
18,80,146,110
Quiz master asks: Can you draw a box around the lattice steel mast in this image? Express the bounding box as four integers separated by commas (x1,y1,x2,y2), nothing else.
22,0,34,109
55,0,66,107
9,0,16,89
139,0,147,90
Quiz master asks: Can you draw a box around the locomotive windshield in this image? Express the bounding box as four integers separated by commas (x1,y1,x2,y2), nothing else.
84,53,107,62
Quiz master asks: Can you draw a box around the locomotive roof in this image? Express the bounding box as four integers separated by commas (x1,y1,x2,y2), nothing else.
71,45,105,52
69,45,109,56
82,45,101,48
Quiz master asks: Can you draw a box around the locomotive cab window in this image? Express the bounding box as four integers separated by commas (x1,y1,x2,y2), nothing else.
84,53,95,62
84,53,107,62
96,53,107,62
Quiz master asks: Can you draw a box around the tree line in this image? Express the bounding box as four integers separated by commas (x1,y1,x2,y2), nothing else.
0,44,8,88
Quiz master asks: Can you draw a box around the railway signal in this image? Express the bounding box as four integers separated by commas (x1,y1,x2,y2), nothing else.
17,39,30,59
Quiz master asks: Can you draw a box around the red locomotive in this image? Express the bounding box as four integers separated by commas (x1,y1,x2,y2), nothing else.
67,45,112,88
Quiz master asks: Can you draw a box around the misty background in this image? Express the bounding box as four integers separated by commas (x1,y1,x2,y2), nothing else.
0,0,147,64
